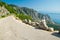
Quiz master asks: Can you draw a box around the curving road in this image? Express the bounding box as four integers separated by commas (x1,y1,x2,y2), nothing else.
0,16,60,40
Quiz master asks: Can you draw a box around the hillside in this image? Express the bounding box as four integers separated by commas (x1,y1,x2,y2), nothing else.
0,2,52,22
10,4,52,22
0,2,60,30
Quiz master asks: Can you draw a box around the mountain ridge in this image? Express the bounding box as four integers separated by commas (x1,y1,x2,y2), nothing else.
0,2,55,24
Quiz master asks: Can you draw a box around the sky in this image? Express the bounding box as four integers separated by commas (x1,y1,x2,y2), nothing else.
2,0,60,13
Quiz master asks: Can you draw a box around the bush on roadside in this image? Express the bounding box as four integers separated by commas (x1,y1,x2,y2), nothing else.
16,13,32,21
1,15,5,18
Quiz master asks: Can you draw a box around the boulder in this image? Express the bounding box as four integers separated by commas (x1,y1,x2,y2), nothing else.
58,30,60,34
35,22,40,29
28,20,32,25
31,22,36,26
38,21,48,30
23,19,32,25
48,27,54,32
23,19,28,24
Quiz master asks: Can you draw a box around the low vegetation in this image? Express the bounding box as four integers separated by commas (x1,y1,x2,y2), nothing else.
47,23,60,30
15,13,32,21
0,2,33,21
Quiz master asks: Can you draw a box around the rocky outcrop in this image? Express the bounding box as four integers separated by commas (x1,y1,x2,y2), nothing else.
23,18,54,32
0,6,10,16
10,5,52,23
31,22,36,26
48,27,54,32
23,19,28,24
23,19,32,25
39,19,48,30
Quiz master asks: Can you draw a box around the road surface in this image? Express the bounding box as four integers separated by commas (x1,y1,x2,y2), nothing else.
0,16,60,40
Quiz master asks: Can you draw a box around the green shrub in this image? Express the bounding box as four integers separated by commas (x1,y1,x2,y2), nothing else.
16,13,32,21
5,5,16,13
0,2,16,13
1,15,5,18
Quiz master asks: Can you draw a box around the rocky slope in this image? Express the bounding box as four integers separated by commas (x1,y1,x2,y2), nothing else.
10,4,52,22
0,2,56,24
0,2,52,22
1,2,60,30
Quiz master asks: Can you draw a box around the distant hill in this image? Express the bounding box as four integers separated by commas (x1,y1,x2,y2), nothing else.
10,4,53,22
